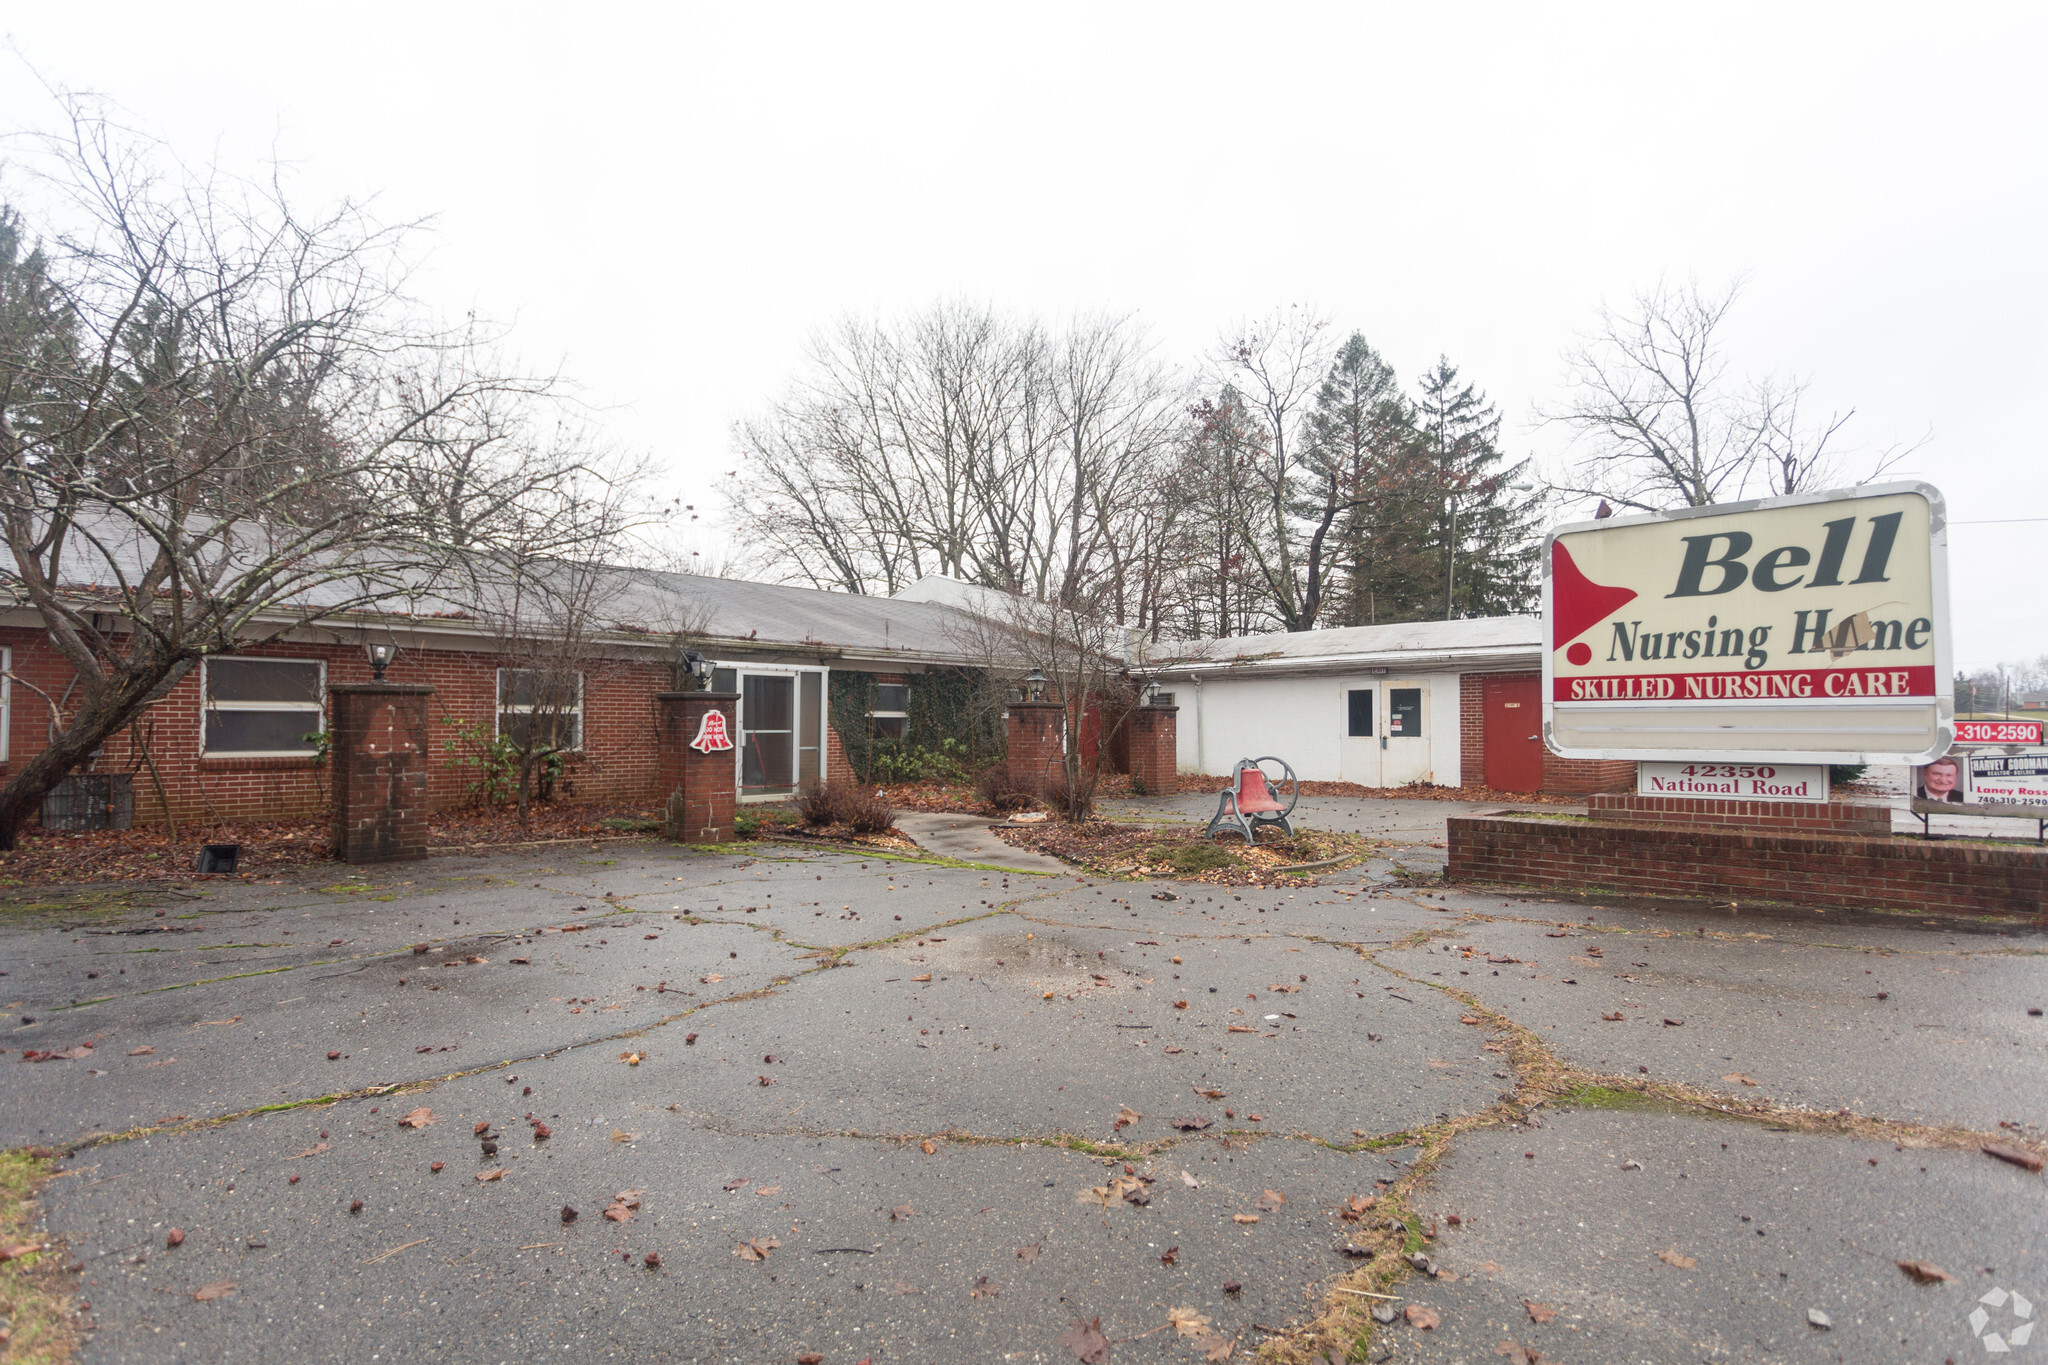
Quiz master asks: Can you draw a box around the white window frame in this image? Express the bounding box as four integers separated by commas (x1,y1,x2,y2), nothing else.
495,667,586,752
199,656,326,758
869,680,909,739
0,645,11,762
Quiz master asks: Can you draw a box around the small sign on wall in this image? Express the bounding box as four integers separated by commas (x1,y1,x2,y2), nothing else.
1637,762,1829,802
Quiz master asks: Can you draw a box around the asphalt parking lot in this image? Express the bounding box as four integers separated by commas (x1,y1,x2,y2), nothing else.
3,801,2042,1363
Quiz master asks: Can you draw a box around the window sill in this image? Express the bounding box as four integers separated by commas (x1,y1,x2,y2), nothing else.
199,755,321,772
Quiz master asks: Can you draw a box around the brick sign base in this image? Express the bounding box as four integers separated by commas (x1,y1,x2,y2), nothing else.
656,692,739,843
328,682,434,864
1447,814,2047,919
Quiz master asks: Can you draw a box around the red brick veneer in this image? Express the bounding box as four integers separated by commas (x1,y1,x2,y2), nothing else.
1589,793,1892,837
1125,706,1179,795
1447,814,2047,918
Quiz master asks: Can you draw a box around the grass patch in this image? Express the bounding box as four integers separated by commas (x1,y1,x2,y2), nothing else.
0,1148,79,1364
1147,842,1240,874
1554,1083,1665,1112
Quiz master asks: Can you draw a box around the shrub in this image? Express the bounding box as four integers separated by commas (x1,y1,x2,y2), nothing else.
845,786,897,834
794,780,896,834
975,765,1038,813
1828,763,1869,786
1038,779,1093,820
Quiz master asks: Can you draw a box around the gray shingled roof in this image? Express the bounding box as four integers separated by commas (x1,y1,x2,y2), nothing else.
1159,615,1543,675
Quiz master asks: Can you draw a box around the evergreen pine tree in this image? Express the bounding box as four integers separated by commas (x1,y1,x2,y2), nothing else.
1414,357,1542,619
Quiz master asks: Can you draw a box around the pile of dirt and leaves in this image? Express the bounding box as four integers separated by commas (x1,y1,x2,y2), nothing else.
1174,774,1576,804
0,803,664,886
994,817,1374,886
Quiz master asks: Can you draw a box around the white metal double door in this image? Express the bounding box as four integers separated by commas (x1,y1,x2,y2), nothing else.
1336,679,1430,788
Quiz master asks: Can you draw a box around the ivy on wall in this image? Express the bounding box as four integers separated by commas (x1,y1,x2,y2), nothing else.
828,667,1005,782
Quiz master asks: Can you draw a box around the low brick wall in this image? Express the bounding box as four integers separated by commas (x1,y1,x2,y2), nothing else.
1448,814,2048,918
1588,793,1893,837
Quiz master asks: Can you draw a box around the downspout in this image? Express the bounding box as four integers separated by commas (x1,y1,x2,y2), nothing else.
1191,675,1204,778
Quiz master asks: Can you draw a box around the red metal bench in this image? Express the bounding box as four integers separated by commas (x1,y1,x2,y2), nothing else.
1207,756,1300,842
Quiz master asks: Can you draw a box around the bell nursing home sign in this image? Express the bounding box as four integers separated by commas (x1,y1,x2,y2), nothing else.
1543,482,1952,764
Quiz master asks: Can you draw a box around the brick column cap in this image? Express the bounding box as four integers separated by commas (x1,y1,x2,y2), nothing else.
1008,700,1067,712
1132,704,1180,716
329,682,436,697
657,690,741,702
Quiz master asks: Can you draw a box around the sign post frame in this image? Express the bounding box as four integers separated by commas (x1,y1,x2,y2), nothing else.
1541,481,1953,766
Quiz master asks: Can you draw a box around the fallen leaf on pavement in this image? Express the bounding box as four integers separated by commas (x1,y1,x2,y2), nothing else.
1254,1189,1286,1211
1523,1299,1557,1324
912,974,932,983
1600,1012,1624,1022
724,1178,750,1191
1460,1015,1482,1025
1496,1342,1542,1365
1204,1335,1235,1361
475,1168,505,1182
969,1275,1000,1298
0,1241,45,1262
1341,1195,1376,1220
619,1051,644,1066
1056,1316,1110,1364
1181,1170,1201,1188
733,1235,781,1261
892,1281,920,1295
921,1139,937,1155
1897,1259,1955,1283
1232,1214,1259,1225
1657,1248,1697,1269
1114,1105,1141,1129
889,1205,915,1221
797,1354,823,1365
297,1142,330,1158
193,1280,237,1301
1080,1176,1148,1206
1168,1117,1211,1131
1194,1087,1226,1100
1169,1305,1212,1337
1226,1024,1256,1034
1160,1245,1178,1265
127,1046,155,1056
1404,1304,1440,1329
165,1229,185,1247
396,1107,435,1129
1661,1018,1683,1027
754,1185,780,1197
1984,1142,2045,1172
1722,1073,1758,1086
700,974,724,984
1017,1242,1042,1262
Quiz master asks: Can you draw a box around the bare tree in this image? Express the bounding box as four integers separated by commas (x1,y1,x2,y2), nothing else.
727,303,1183,614
1208,307,1338,631
0,96,636,848
1544,276,1910,513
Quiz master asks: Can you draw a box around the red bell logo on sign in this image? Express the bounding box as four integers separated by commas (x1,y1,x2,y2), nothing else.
689,711,734,753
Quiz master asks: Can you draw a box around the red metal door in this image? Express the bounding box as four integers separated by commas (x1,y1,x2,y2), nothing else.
1482,675,1545,793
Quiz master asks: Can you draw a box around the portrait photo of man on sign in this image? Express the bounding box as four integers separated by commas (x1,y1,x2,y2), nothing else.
1914,755,1964,803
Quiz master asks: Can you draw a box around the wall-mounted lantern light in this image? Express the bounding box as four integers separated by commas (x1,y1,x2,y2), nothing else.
682,649,714,689
1025,667,1047,702
366,641,395,681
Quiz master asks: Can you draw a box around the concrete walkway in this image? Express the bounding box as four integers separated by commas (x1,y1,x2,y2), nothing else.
891,810,1071,873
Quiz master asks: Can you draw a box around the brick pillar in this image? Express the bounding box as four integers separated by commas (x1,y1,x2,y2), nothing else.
1005,701,1067,794
1126,705,1179,795
328,682,434,865
656,691,739,843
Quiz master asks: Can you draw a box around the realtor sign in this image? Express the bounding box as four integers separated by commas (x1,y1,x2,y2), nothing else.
1544,483,1952,763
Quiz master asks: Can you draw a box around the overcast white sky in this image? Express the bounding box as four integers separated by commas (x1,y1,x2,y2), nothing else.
4,3,2043,669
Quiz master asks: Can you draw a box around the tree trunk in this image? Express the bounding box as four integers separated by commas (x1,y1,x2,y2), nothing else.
0,668,173,851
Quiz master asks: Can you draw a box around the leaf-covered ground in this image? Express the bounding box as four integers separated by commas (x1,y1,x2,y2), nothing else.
0,802,666,888
992,816,1377,886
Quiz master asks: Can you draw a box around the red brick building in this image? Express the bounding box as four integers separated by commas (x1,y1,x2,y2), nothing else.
0,569,993,827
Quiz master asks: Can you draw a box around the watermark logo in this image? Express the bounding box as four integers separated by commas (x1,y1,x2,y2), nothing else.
1970,1287,2035,1353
